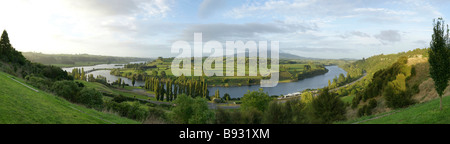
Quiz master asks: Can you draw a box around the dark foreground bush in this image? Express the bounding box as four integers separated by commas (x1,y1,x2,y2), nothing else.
78,88,103,109
104,101,150,121
311,88,346,123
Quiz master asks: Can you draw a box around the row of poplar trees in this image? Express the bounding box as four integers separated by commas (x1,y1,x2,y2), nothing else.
144,77,209,102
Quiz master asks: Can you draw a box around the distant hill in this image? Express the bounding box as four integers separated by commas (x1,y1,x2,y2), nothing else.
279,52,311,59
22,52,153,67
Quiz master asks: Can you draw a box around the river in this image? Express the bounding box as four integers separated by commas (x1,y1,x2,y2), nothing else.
63,64,346,98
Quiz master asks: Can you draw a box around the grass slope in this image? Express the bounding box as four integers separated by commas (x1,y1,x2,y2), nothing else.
0,72,139,124
340,95,450,124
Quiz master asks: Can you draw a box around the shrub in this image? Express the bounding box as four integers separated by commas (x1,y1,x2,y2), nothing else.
357,106,365,117
104,101,150,121
51,80,81,102
171,94,214,124
368,99,377,109
25,75,52,91
146,103,157,107
215,108,232,124
78,88,103,109
364,105,372,116
311,88,346,123
148,107,167,122
263,101,283,124
112,94,129,103
212,98,224,103
128,101,150,121
241,89,272,112
384,83,414,109
240,107,263,124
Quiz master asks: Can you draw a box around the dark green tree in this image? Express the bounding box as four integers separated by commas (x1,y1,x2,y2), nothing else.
132,76,136,87
429,18,450,110
161,71,166,78
241,89,272,112
311,88,346,123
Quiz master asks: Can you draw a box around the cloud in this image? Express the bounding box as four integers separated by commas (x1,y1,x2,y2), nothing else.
283,47,356,53
198,0,228,18
374,30,402,44
339,31,371,39
225,0,358,19
177,22,317,42
64,0,173,17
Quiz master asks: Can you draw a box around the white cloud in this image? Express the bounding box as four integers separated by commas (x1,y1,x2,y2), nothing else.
0,0,175,57
198,0,228,18
374,30,402,44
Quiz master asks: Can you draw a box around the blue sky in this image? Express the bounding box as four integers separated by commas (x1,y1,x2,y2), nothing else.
0,0,449,59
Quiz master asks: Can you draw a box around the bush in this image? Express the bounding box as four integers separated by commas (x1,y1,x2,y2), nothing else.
171,94,214,124
25,75,52,91
263,100,306,124
311,88,346,123
146,103,157,107
240,107,263,124
384,83,414,109
104,101,150,121
241,89,272,112
148,107,167,121
215,108,232,124
212,98,224,103
368,99,377,109
78,88,103,109
128,101,149,121
51,80,81,102
364,105,372,116
112,94,129,103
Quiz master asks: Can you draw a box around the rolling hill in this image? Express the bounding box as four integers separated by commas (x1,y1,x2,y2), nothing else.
0,71,139,124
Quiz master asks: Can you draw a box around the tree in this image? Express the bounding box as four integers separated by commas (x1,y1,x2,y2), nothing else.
338,73,345,84
88,74,95,82
51,81,81,102
215,89,220,99
132,76,136,87
155,79,160,100
161,71,166,78
223,93,231,102
152,70,158,77
311,88,346,123
81,68,86,81
171,94,214,124
429,18,450,110
304,65,311,71
78,88,103,109
241,89,272,112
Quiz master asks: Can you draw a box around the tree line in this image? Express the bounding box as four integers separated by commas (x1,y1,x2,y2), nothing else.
144,75,209,102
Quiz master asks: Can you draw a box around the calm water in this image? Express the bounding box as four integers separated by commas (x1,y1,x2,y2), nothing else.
63,64,346,98
207,65,346,98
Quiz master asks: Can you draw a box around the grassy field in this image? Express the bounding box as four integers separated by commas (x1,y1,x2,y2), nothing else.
0,71,140,124
112,58,330,87
76,80,158,102
339,95,450,124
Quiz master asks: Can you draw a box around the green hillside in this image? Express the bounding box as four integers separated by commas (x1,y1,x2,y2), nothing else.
0,71,139,124
22,52,152,67
340,95,450,124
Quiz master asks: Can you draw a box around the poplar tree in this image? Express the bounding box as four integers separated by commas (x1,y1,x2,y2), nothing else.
429,18,450,110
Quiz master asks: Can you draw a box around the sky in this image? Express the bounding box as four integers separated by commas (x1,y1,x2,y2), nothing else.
0,0,449,59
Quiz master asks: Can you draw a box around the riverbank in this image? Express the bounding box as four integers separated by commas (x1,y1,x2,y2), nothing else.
63,64,347,99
